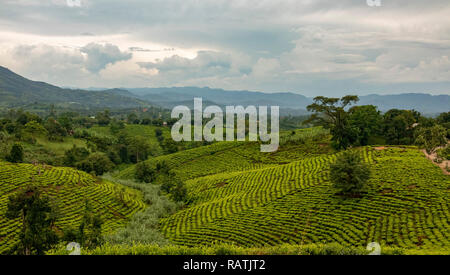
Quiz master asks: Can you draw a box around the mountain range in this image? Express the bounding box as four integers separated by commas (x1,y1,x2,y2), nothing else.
0,66,150,109
1,66,448,115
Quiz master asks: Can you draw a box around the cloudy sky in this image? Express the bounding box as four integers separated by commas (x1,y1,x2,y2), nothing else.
1,0,450,96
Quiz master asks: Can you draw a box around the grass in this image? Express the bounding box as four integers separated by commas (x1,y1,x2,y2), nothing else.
47,242,449,255
35,137,87,155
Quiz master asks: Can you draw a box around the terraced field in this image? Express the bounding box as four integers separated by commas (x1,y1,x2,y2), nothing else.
117,128,332,181
0,161,145,254
159,147,450,251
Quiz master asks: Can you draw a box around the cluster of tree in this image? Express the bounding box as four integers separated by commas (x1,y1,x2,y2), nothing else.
127,112,178,127
134,160,187,202
5,186,103,255
0,111,65,143
154,128,179,154
65,122,171,175
306,96,449,153
135,160,170,183
0,107,203,168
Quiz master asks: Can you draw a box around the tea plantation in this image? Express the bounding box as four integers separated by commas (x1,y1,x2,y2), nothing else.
157,147,449,251
0,161,145,254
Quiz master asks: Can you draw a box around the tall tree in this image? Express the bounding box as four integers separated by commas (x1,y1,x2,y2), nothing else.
306,95,359,150
6,186,59,255
383,109,416,145
348,105,383,146
127,136,151,163
415,125,448,154
24,120,48,140
96,110,111,126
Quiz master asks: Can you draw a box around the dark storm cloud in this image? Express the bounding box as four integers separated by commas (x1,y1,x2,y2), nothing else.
80,43,132,72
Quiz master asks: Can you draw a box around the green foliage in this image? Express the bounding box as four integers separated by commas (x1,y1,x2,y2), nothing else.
436,112,450,134
0,161,145,254
127,136,152,163
127,113,140,124
102,176,179,246
415,125,448,154
437,145,450,160
49,242,450,255
63,201,104,249
5,185,59,255
383,109,416,145
157,147,449,250
348,105,383,146
135,161,157,183
161,137,179,154
24,120,47,139
330,150,371,195
50,243,373,255
45,118,67,141
306,95,359,150
109,120,125,134
7,143,24,163
161,174,188,202
63,145,90,166
76,152,115,176
154,128,163,137
16,112,42,126
96,110,111,126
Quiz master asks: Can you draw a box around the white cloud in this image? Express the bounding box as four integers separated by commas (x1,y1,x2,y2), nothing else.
0,0,449,95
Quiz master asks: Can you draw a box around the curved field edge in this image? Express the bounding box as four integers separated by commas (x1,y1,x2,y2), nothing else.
160,147,450,250
48,243,449,255
0,161,146,254
115,128,332,181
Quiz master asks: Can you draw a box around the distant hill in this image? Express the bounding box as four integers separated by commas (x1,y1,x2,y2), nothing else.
358,93,450,114
0,66,151,109
129,87,312,110
1,66,448,114
127,87,449,115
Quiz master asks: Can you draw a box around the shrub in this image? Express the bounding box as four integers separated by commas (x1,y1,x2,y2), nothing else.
330,150,370,196
161,174,188,202
76,153,115,176
63,145,90,166
437,145,450,160
6,186,59,255
135,161,156,183
7,143,24,163
101,176,179,246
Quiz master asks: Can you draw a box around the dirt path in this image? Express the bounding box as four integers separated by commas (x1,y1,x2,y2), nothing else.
422,149,449,175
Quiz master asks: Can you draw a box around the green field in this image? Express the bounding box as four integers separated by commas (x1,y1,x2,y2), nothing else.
87,124,170,144
117,128,332,181
113,128,449,253
1,126,449,255
0,161,145,254
156,147,449,250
